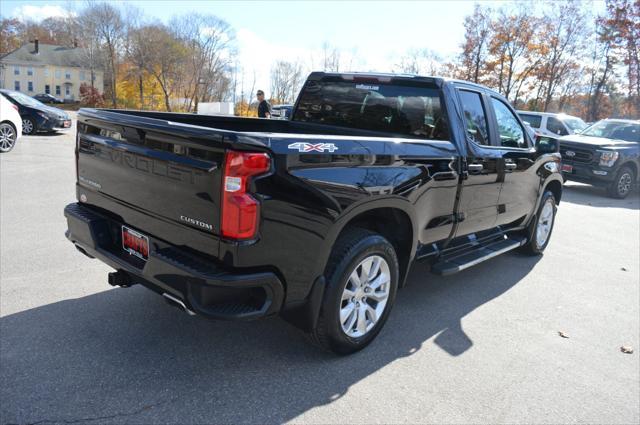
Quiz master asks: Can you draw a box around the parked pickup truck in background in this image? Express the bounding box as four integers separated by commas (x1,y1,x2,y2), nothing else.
65,72,563,354
559,119,639,198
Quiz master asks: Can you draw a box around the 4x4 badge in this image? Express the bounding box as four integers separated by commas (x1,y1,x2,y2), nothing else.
288,142,338,153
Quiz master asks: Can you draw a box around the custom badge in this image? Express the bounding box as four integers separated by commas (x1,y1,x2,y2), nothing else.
288,142,339,153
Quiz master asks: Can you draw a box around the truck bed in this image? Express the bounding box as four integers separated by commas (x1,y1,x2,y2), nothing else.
76,108,437,261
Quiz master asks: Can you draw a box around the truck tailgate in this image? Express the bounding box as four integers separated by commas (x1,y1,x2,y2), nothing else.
76,110,238,257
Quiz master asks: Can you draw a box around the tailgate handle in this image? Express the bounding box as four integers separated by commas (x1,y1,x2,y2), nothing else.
121,126,145,144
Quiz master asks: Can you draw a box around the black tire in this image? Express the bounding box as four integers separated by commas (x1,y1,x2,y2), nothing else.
607,166,635,199
310,228,399,355
0,122,17,153
521,190,557,255
22,117,36,135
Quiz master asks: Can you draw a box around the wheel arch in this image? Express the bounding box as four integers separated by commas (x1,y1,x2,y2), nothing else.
337,207,414,287
281,202,417,333
0,120,17,133
545,179,563,205
619,161,638,182
21,115,37,134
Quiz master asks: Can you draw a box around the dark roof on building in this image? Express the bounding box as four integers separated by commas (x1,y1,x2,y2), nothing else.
1,42,88,68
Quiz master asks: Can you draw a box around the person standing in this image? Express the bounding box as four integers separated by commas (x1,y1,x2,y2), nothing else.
256,90,271,118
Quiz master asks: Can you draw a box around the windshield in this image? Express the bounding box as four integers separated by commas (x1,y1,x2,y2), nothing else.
293,80,449,140
581,120,640,142
561,117,588,132
6,91,44,107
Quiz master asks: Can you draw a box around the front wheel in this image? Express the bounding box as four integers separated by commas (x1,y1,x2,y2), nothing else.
521,190,557,255
0,122,17,153
22,117,35,135
607,166,635,199
310,228,399,355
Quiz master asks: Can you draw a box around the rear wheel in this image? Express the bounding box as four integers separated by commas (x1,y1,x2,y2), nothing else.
22,117,35,135
607,166,634,199
521,190,557,255
0,122,17,153
310,228,399,355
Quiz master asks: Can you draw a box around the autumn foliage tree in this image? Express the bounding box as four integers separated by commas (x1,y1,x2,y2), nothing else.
449,0,637,119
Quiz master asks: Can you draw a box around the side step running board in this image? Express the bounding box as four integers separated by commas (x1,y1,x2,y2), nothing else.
431,236,526,276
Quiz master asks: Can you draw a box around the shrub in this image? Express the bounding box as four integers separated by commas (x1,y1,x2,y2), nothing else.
79,83,105,107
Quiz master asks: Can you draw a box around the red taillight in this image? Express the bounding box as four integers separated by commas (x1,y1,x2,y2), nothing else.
221,150,270,240
11,104,18,112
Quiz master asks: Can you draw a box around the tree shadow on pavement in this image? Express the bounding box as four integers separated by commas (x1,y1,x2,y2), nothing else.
0,253,540,424
562,182,640,210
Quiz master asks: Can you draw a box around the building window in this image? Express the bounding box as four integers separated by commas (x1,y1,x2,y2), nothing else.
14,66,20,75
14,81,20,91
45,85,50,94
79,71,85,81
28,81,33,92
55,69,61,78
65,70,71,79
27,67,33,76
65,86,70,96
55,85,61,95
44,68,49,77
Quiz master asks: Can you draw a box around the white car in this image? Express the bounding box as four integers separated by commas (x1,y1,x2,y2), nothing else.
0,93,22,153
517,111,588,140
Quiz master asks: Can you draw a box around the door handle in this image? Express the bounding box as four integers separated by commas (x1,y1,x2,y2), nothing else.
468,163,484,173
505,162,517,171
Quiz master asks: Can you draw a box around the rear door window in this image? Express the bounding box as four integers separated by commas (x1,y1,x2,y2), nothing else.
518,113,542,128
458,90,490,145
293,80,449,140
547,117,569,136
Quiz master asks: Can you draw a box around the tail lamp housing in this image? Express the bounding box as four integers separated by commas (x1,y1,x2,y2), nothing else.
221,150,271,240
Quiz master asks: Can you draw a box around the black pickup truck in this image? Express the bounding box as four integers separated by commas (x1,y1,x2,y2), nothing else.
559,119,639,198
65,72,563,354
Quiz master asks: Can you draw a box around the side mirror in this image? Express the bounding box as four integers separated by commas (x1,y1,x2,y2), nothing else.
536,136,559,154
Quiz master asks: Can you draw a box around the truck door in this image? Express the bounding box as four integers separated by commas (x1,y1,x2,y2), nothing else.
453,88,502,237
487,96,539,227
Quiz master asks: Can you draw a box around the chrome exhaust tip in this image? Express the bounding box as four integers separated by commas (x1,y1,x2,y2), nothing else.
162,293,196,316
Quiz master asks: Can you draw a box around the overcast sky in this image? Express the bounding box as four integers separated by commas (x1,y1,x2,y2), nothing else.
2,1,606,96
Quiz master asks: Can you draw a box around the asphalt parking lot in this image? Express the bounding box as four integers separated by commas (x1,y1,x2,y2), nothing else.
1,116,639,425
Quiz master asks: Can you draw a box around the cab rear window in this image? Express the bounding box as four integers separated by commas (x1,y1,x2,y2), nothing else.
293,80,449,140
518,113,542,128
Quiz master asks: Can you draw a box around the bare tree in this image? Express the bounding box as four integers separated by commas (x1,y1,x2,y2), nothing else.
76,11,100,91
270,60,303,104
122,6,147,108
171,14,235,111
320,42,341,72
80,2,124,107
586,13,618,120
395,48,447,76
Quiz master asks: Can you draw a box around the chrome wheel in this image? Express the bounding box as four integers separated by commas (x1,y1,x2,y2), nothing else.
339,255,390,338
536,198,554,249
0,123,16,152
22,118,33,134
617,172,632,197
